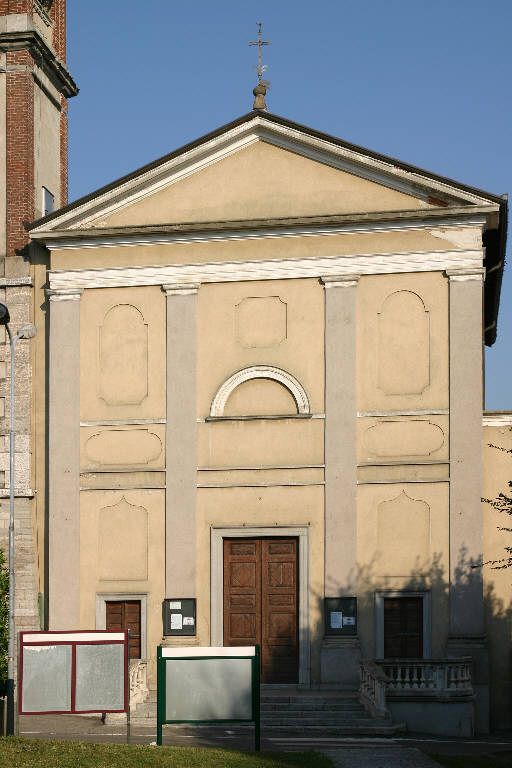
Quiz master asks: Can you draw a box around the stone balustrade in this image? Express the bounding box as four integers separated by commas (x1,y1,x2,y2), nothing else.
359,657,474,725
379,658,473,696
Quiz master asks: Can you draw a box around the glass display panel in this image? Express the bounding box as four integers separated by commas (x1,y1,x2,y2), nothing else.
75,643,125,711
165,658,252,721
22,644,72,712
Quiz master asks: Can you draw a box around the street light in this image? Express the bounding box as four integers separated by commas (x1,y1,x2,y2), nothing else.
0,304,37,735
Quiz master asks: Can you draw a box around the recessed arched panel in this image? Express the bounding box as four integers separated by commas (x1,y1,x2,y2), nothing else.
210,366,310,417
377,290,430,395
223,378,297,416
99,304,148,406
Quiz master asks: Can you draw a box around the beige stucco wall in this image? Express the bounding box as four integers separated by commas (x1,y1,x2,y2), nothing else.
70,273,329,686
197,278,324,416
482,420,512,729
69,263,455,688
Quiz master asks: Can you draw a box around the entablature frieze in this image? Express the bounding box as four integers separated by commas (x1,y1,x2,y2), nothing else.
47,247,485,292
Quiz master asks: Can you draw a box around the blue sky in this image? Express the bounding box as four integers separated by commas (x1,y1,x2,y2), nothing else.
67,1,511,409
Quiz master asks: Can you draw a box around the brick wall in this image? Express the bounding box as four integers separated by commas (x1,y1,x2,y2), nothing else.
5,52,34,268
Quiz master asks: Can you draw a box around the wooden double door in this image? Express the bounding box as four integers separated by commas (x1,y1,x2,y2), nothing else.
223,537,299,684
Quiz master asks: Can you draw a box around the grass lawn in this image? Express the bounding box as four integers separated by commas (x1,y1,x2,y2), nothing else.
0,737,332,768
431,754,512,768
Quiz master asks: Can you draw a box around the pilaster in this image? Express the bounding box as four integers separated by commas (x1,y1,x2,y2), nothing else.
162,283,199,600
47,287,82,630
446,268,485,634
446,267,489,733
321,275,359,594
320,275,360,687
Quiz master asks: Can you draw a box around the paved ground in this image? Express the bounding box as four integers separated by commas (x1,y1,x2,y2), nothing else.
16,715,512,765
322,749,439,767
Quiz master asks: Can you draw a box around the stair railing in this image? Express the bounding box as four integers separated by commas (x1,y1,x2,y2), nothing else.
359,660,391,719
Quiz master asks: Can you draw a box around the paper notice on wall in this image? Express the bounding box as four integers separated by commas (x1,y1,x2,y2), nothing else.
168,601,181,610
170,614,183,630
343,616,356,626
330,611,343,629
183,617,195,626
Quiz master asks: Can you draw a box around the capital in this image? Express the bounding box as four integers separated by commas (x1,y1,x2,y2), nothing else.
162,283,200,296
46,288,83,302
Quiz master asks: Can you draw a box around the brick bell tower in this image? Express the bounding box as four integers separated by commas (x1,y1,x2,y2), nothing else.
0,1,77,635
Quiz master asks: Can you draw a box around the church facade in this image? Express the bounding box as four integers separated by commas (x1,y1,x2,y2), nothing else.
28,108,511,733
1,0,511,739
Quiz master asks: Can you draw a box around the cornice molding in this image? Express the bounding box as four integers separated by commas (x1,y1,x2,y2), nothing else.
483,413,512,427
34,211,490,251
48,247,484,291
0,30,78,97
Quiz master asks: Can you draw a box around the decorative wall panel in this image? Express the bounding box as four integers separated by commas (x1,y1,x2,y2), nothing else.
378,291,430,395
99,305,148,405
235,296,287,348
80,286,166,422
85,429,163,467
80,424,166,471
357,273,448,413
363,420,444,458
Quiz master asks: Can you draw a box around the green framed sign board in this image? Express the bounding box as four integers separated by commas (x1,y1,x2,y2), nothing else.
157,645,260,749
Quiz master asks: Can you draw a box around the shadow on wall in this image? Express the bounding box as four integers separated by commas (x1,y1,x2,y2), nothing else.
307,547,512,731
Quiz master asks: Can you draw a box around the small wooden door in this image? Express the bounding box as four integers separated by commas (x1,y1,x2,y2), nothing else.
383,596,423,658
223,538,298,683
106,600,141,659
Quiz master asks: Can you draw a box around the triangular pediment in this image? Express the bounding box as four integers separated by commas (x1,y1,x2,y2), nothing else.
30,112,500,236
90,140,431,228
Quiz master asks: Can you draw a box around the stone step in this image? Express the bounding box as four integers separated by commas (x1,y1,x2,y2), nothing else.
261,702,365,712
261,710,373,719
261,696,360,705
262,723,406,736
261,716,384,727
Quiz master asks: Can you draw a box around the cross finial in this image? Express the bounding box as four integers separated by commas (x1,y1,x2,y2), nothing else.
249,22,271,110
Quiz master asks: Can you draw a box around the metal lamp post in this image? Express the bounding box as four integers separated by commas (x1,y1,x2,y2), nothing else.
0,304,36,735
